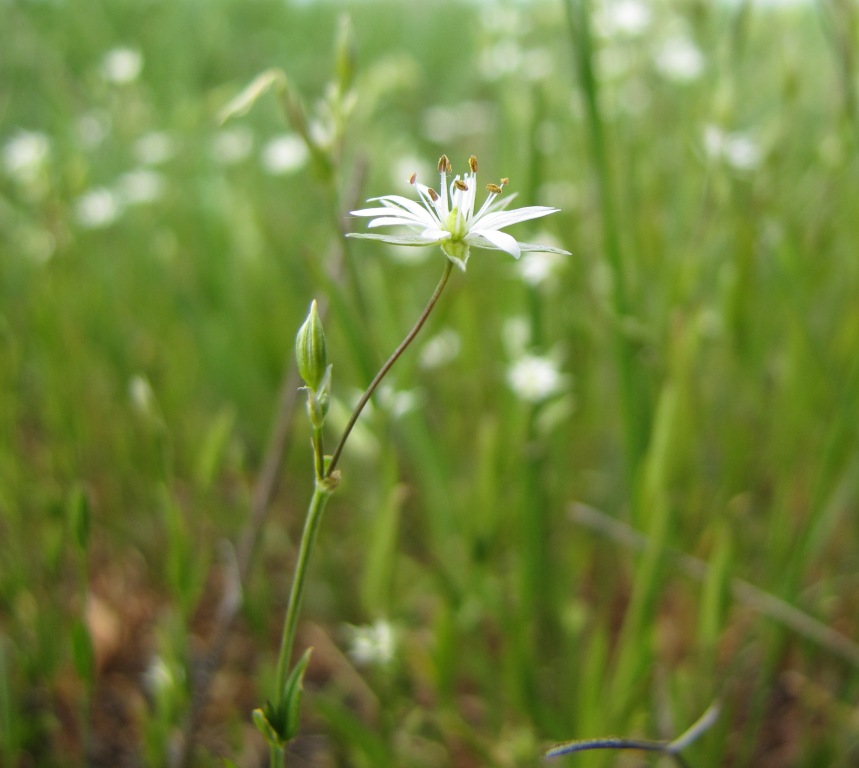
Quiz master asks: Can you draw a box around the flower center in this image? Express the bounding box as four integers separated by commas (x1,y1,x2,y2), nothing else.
445,207,467,240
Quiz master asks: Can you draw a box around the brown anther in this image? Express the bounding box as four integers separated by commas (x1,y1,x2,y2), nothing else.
454,179,468,191
469,155,478,173
409,172,417,185
438,154,452,173
485,183,503,194
500,177,509,186
428,188,439,201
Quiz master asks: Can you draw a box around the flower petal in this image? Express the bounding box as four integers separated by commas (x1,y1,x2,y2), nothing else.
468,229,521,258
367,216,427,229
476,206,560,231
371,194,440,223
516,241,572,255
346,232,446,246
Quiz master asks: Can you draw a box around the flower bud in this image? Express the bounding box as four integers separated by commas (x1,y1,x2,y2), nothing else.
295,300,327,391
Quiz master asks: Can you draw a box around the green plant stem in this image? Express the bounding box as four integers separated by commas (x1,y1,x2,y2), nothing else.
270,744,286,768
312,426,325,481
274,482,333,700
563,0,648,475
326,259,454,476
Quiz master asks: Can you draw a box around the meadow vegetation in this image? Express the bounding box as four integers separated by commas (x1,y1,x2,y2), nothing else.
2,0,859,765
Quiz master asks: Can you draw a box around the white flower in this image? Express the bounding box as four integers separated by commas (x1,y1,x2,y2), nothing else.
211,127,254,165
597,0,652,37
348,154,570,270
76,112,111,149
507,353,568,403
655,37,704,82
260,134,308,175
75,188,121,229
703,125,762,171
723,134,762,171
345,620,397,667
116,169,165,205
3,131,50,183
135,132,175,166
517,249,566,287
419,328,461,369
102,47,143,84
376,384,420,419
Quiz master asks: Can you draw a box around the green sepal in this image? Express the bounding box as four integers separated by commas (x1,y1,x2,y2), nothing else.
281,647,313,741
252,706,282,748
253,647,313,747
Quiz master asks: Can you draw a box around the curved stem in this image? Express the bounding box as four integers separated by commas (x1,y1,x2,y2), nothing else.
327,259,454,475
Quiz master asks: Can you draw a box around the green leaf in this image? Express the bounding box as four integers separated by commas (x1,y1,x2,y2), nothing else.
282,647,313,741
67,485,90,552
252,707,282,749
194,406,236,490
71,619,95,684
218,68,286,124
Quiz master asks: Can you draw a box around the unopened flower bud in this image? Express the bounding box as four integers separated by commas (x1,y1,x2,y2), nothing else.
295,300,327,390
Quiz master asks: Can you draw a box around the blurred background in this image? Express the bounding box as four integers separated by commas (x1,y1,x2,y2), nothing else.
2,0,859,765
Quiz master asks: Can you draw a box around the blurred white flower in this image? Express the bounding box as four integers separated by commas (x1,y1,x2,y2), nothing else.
308,118,334,150
211,127,254,165
128,374,158,420
597,0,652,37
75,188,122,229
260,134,308,175
517,249,567,287
419,328,461,369
479,40,523,81
723,134,761,170
480,6,525,36
703,125,762,171
703,124,726,158
655,37,704,82
345,620,397,667
135,132,176,166
421,101,495,142
502,316,532,357
376,384,420,419
76,112,111,149
116,169,165,205
2,131,50,184
522,48,554,82
507,353,568,403
102,47,143,84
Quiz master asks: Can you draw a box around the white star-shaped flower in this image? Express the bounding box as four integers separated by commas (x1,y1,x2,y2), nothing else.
347,154,570,270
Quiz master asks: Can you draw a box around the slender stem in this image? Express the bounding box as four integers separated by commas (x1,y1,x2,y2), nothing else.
274,483,333,698
270,743,286,768
312,426,325,480
327,259,454,475
563,0,647,475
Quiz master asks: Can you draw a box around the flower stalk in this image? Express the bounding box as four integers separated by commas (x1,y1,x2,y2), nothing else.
261,153,568,762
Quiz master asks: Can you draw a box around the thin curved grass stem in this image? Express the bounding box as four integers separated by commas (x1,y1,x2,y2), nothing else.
327,258,454,475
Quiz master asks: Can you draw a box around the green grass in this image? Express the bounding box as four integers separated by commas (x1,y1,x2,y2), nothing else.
2,0,859,765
